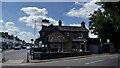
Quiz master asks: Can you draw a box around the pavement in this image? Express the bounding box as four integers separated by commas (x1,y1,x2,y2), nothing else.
28,55,91,63
27,53,116,63
5,60,24,64
2,49,27,64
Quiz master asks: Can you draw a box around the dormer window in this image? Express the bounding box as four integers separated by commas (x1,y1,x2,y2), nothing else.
78,33,83,38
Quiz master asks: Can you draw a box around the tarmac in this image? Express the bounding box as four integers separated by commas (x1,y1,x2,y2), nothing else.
3,53,114,65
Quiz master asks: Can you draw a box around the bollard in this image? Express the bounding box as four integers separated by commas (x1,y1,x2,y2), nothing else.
2,58,5,62
27,52,29,62
2,50,5,62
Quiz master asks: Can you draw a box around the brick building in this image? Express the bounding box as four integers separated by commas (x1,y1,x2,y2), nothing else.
39,20,89,52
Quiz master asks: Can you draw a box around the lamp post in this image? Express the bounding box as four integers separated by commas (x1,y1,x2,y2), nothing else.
84,40,87,52
34,20,36,40
26,47,30,62
31,39,34,47
32,19,37,46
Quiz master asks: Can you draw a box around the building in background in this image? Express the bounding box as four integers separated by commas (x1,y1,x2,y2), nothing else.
88,38,102,54
0,32,27,49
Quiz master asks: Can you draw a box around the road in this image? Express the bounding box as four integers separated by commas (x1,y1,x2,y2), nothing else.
1,50,119,68
3,49,27,61
25,54,119,66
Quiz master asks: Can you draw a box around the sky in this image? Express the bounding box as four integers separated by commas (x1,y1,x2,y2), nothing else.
0,1,101,43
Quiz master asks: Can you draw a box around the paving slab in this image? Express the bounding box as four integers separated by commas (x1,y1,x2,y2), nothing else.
5,60,24,64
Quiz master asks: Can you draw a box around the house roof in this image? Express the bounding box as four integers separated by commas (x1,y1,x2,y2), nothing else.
39,24,89,41
39,26,70,41
56,26,89,32
41,25,89,32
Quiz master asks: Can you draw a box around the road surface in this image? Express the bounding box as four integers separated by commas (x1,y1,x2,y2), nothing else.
3,49,27,62
2,52,119,68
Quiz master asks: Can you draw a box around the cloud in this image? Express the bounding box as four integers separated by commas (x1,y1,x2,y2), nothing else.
4,22,20,35
74,2,86,6
66,0,101,18
0,20,4,24
18,31,35,43
21,7,48,16
0,20,4,32
89,32,98,38
19,7,58,31
86,26,98,38
0,19,35,43
69,23,81,26
88,31,98,39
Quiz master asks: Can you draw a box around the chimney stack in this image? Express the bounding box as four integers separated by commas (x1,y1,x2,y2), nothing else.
58,20,62,26
81,21,85,28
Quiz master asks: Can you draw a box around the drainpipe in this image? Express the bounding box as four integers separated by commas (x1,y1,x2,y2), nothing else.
84,40,87,51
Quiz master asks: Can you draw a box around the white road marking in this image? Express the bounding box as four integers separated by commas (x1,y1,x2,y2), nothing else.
85,63,90,64
85,60,105,65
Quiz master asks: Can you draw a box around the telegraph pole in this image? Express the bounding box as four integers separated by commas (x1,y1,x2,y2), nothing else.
34,20,36,39
32,19,37,45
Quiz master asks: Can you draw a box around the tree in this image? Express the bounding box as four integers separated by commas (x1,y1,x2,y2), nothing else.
89,2,120,52
34,38,39,46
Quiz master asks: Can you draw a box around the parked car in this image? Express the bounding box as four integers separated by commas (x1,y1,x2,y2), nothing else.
14,46,21,50
22,46,26,49
26,46,31,50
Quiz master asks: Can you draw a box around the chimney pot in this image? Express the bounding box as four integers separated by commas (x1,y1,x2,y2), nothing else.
81,21,85,28
58,20,62,26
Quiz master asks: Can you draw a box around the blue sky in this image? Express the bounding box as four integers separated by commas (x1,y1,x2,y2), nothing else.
1,1,99,42
2,2,88,28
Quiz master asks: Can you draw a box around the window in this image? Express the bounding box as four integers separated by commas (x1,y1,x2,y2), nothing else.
78,33,83,38
67,32,69,36
64,32,69,36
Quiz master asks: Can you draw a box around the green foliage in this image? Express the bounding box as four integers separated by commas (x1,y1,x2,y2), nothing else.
89,2,120,51
34,38,39,46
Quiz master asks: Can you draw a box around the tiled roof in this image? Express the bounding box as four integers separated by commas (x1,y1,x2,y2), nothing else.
57,26,89,32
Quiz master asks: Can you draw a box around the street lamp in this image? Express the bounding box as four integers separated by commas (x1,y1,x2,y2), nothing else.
31,39,34,47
